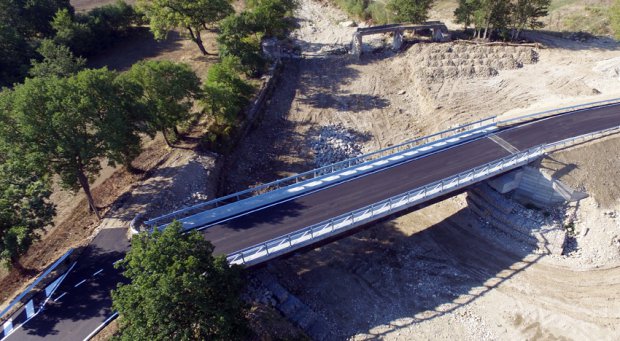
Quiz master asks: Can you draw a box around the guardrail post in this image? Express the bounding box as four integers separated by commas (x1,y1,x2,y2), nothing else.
264,242,270,255
241,253,246,264
287,234,292,246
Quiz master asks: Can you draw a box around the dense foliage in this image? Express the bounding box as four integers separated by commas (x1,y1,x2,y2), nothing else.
612,0,620,40
454,0,550,40
29,39,86,78
0,0,73,86
137,0,233,55
118,61,202,146
0,0,138,87
0,69,148,218
112,221,247,340
218,0,297,76
202,56,254,126
386,0,433,23
0,123,54,269
52,1,138,57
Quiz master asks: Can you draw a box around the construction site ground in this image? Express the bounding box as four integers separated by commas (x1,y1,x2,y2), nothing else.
224,0,620,339
1,0,620,339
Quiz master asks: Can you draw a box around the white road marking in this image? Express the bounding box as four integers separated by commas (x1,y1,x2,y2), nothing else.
24,301,34,318
3,319,13,336
74,280,86,288
54,292,67,302
92,269,103,277
489,134,520,154
82,312,119,341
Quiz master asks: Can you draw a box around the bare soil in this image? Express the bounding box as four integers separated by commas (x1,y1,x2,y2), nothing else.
223,0,620,339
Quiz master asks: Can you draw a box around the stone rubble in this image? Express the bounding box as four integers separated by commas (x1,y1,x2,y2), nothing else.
309,124,365,167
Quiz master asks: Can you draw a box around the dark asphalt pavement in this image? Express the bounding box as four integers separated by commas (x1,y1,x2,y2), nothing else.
4,103,620,340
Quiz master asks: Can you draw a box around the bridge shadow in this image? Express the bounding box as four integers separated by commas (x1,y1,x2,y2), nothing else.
537,156,579,181
88,28,186,72
262,197,542,339
224,200,307,231
19,228,128,337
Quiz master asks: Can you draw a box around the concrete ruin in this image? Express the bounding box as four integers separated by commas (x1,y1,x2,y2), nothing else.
351,21,451,57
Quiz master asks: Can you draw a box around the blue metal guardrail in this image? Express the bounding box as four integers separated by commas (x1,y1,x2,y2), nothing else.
0,249,74,321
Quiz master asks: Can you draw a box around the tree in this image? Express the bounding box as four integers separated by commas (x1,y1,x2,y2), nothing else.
5,69,146,219
247,0,298,37
51,8,94,56
454,0,478,30
386,0,434,23
217,12,265,76
118,60,201,147
509,0,550,40
0,0,73,85
29,39,86,78
136,0,233,55
611,0,620,40
112,221,248,340
0,22,32,87
0,92,54,269
202,56,254,125
0,0,73,38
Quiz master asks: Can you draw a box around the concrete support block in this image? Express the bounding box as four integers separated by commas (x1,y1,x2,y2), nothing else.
392,29,403,51
488,169,523,194
351,33,362,57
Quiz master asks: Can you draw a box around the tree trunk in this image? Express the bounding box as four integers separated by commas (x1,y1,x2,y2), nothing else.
187,26,209,55
76,165,101,220
10,258,35,276
162,129,173,147
173,125,181,138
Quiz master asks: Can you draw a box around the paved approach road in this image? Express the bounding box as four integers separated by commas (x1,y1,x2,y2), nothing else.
5,103,620,340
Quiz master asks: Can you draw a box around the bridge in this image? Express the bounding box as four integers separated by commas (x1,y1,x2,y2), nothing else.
351,21,450,56
2,99,620,340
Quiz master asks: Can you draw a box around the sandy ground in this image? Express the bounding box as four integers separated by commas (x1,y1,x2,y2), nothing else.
222,0,620,339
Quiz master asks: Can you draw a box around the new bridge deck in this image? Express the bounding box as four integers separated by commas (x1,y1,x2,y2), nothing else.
202,103,620,255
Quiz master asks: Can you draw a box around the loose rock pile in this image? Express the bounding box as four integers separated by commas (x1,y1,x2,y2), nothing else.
408,43,539,82
310,124,364,167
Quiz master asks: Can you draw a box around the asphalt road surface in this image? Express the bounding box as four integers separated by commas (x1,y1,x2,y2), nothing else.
4,103,620,340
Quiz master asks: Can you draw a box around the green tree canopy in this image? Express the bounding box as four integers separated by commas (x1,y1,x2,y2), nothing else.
509,0,549,40
118,60,201,146
0,92,54,269
202,56,254,125
454,0,549,40
29,39,86,78
611,0,620,39
217,12,265,76
386,0,434,23
112,221,247,340
137,0,233,55
4,69,146,218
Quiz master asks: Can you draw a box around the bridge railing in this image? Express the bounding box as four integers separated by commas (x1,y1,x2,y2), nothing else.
498,97,620,127
144,116,496,227
146,97,620,228
226,124,620,266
